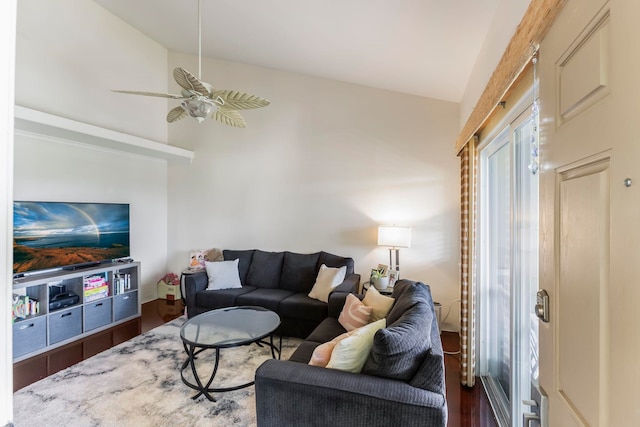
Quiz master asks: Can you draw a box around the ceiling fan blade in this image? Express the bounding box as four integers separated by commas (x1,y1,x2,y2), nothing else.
112,90,184,99
167,106,188,123
173,67,210,97
213,108,246,128
212,90,270,110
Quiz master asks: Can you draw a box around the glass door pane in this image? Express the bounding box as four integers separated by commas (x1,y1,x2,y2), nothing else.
487,140,512,397
514,115,540,423
480,130,512,424
479,110,539,427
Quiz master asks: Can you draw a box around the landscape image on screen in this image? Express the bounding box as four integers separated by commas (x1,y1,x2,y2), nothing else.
13,202,130,274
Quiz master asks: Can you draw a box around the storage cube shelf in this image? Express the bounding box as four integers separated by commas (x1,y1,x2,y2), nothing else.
12,261,141,361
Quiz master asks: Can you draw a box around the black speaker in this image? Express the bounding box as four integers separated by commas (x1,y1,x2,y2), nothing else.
49,292,80,311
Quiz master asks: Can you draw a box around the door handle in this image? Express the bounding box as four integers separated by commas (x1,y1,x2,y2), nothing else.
524,385,549,427
535,289,550,322
524,412,540,427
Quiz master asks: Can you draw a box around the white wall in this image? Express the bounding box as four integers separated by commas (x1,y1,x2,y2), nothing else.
16,0,169,142
13,0,466,331
167,52,462,331
14,0,170,302
1,0,16,423
13,136,167,302
459,0,531,129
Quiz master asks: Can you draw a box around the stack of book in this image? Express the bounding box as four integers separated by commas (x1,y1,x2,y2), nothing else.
12,294,39,321
114,273,131,295
84,274,109,302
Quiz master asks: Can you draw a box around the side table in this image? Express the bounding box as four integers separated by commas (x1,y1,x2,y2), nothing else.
362,281,394,296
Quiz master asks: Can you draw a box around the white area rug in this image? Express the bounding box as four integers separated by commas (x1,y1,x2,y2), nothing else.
13,317,301,426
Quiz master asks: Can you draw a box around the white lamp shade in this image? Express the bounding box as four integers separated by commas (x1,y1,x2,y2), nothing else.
377,225,412,248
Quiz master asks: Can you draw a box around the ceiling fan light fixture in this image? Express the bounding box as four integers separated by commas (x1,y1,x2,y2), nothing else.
180,97,217,123
112,0,269,127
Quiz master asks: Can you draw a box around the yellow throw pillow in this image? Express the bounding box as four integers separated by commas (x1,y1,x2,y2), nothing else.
362,286,395,321
308,264,347,303
326,318,386,373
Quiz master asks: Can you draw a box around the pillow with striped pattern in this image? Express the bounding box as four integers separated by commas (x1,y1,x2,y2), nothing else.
338,293,373,331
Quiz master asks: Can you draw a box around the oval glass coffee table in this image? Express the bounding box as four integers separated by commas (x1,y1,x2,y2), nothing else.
180,306,281,401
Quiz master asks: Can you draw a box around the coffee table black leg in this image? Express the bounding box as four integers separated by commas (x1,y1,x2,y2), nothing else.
199,348,221,401
180,344,219,402
181,335,281,401
269,334,282,360
181,342,207,370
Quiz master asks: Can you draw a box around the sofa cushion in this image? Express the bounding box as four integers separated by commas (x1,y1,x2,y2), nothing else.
308,264,347,302
326,318,386,373
409,348,445,394
235,288,294,312
279,293,328,322
223,249,255,285
361,287,433,381
196,286,256,310
280,251,321,292
338,293,373,331
318,251,355,275
204,259,242,290
306,317,347,344
289,340,321,364
386,280,430,326
246,250,285,289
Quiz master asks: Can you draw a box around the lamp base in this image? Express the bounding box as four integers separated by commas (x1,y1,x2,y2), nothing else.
388,248,400,277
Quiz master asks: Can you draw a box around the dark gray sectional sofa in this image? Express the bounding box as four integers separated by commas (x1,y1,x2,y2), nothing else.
255,279,447,427
183,249,360,338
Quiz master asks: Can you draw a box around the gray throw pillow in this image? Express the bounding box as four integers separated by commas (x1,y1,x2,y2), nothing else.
361,300,433,381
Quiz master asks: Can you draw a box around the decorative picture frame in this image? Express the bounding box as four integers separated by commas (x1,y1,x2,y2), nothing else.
377,264,389,276
389,269,400,287
188,249,210,271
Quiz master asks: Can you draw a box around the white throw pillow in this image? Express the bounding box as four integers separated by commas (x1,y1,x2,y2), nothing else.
362,286,395,321
326,318,386,373
308,264,347,303
205,259,242,290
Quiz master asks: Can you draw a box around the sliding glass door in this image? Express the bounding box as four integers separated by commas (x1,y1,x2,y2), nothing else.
478,109,539,426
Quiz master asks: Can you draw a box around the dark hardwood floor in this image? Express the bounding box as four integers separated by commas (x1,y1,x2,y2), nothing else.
15,298,498,426
141,297,185,333
441,331,497,427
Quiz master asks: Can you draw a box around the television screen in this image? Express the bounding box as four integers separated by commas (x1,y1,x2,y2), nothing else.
13,201,130,275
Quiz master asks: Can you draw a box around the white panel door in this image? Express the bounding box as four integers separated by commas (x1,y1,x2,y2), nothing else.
538,0,640,426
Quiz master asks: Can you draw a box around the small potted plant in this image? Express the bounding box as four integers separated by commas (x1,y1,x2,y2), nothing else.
370,268,389,290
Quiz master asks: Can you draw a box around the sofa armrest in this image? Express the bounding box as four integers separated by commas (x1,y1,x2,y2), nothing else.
327,273,360,318
255,359,447,427
334,273,359,293
184,271,207,318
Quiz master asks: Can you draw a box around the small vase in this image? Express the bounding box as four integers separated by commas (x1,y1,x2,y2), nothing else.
373,276,389,290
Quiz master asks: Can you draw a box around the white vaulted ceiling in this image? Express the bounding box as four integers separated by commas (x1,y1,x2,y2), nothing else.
94,0,502,102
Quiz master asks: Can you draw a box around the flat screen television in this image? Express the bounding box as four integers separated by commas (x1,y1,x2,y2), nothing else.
13,201,130,276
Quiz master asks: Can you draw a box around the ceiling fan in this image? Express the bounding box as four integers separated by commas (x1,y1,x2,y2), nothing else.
113,0,269,127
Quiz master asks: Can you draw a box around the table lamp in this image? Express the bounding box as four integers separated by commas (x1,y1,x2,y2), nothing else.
377,225,412,273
